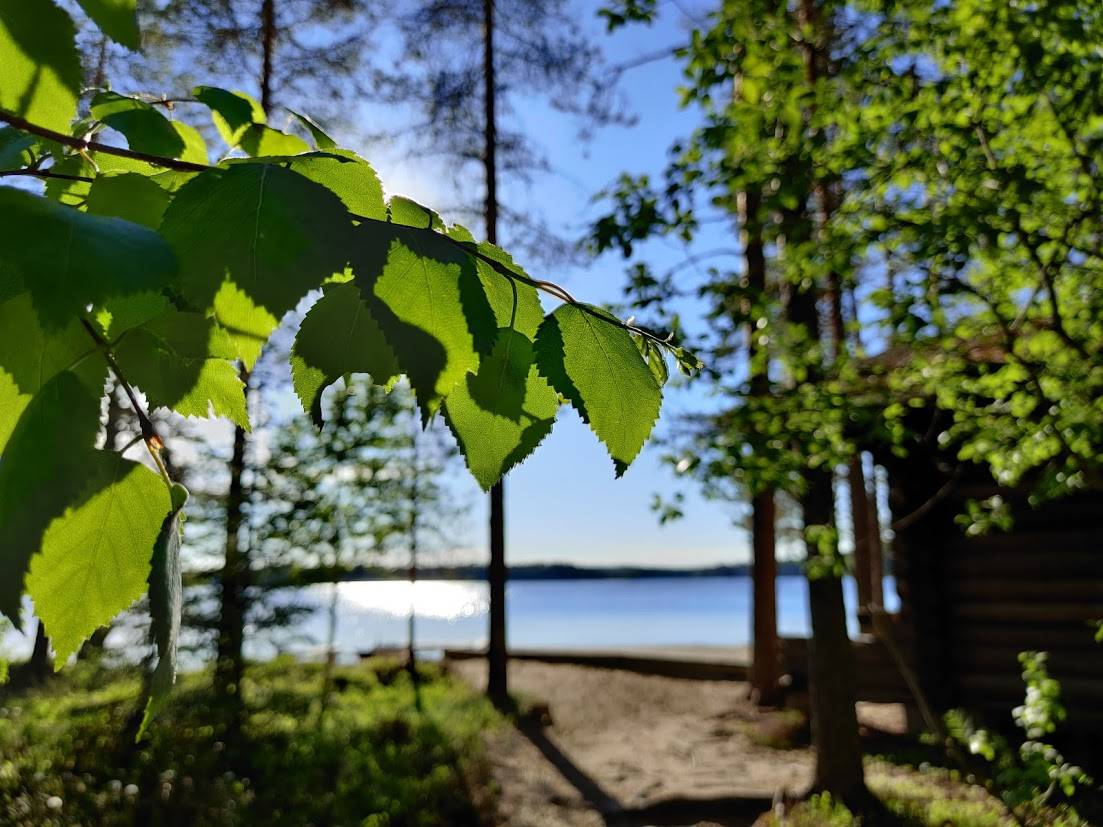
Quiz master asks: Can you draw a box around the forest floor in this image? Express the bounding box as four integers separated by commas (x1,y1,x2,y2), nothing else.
448,659,1017,827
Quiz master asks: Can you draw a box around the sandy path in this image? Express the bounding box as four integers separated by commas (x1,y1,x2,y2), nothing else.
451,660,816,825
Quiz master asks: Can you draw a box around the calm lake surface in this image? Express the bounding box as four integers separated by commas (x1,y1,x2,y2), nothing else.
3,576,899,660
265,575,901,657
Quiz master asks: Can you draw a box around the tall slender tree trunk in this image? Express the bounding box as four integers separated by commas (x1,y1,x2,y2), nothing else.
790,0,868,802
482,0,509,707
407,421,421,688
25,621,51,684
214,382,250,714
737,186,782,705
259,0,276,114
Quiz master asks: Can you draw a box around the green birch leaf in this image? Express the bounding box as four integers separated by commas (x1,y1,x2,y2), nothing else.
534,303,661,475
286,109,336,150
353,223,488,415
138,482,187,740
192,86,265,148
275,151,385,220
43,153,161,208
441,245,557,488
211,284,274,370
0,0,81,132
94,292,171,338
90,92,185,157
170,120,207,164
75,0,139,49
159,163,352,361
112,311,248,427
636,337,669,387
291,282,399,426
0,371,103,624
239,123,310,157
85,172,172,228
444,332,558,490
0,293,107,454
0,186,176,327
388,196,445,230
470,239,544,354
26,452,172,664
0,127,35,169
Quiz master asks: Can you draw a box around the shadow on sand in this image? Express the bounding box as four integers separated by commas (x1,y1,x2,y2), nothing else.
516,719,773,827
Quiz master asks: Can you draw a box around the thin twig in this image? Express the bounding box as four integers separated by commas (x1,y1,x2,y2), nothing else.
0,169,96,183
79,318,160,447
0,109,206,172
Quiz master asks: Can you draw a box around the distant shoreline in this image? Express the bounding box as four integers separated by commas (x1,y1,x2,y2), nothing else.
188,561,813,588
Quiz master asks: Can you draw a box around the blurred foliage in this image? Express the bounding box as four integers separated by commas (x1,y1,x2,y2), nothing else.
944,652,1093,826
593,0,1103,520
0,657,499,827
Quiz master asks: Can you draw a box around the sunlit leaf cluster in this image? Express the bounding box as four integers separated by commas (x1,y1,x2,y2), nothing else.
0,0,691,714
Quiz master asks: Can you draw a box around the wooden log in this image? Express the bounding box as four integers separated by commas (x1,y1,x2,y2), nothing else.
948,579,1103,601
949,602,1103,624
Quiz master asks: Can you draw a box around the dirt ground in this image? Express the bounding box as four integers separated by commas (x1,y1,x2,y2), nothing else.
449,659,908,827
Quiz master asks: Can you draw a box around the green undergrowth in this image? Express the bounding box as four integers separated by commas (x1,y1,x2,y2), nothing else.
0,656,501,826
760,760,1089,826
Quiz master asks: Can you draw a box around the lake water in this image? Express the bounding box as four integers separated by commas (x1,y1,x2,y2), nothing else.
3,576,899,661
261,575,900,657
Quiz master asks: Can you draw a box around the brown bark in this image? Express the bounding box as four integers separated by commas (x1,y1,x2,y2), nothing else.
737,186,782,706
488,481,508,705
482,0,509,707
213,369,251,716
750,491,781,704
784,0,868,788
260,0,276,113
802,475,865,798
849,456,876,628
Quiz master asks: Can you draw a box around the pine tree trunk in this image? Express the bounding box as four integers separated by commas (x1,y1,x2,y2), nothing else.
737,185,782,706
214,376,250,718
26,621,51,684
781,200,868,804
750,491,781,704
482,0,509,707
802,473,865,799
848,456,878,628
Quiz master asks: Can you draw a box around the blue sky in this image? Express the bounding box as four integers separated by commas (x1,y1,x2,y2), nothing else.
345,2,755,569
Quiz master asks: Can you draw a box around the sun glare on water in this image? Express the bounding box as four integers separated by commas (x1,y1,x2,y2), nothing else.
335,580,488,622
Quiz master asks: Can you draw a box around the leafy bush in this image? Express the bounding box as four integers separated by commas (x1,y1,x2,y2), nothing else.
945,652,1093,826
0,658,499,826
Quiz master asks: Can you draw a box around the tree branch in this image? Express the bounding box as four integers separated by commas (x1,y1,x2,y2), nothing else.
0,168,95,183
3,109,692,364
0,109,207,172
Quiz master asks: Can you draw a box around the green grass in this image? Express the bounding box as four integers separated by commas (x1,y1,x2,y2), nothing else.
0,657,501,827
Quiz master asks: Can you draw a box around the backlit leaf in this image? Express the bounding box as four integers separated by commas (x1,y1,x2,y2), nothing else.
192,86,265,147
112,311,248,426
26,451,171,664
0,0,81,132
159,162,353,364
90,91,185,157
75,0,139,49
0,372,103,624
354,223,489,415
0,186,176,327
138,483,187,739
85,172,172,228
239,123,310,157
534,303,661,475
291,282,399,426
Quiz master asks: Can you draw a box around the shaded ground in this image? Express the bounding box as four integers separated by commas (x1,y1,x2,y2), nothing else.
451,659,909,826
